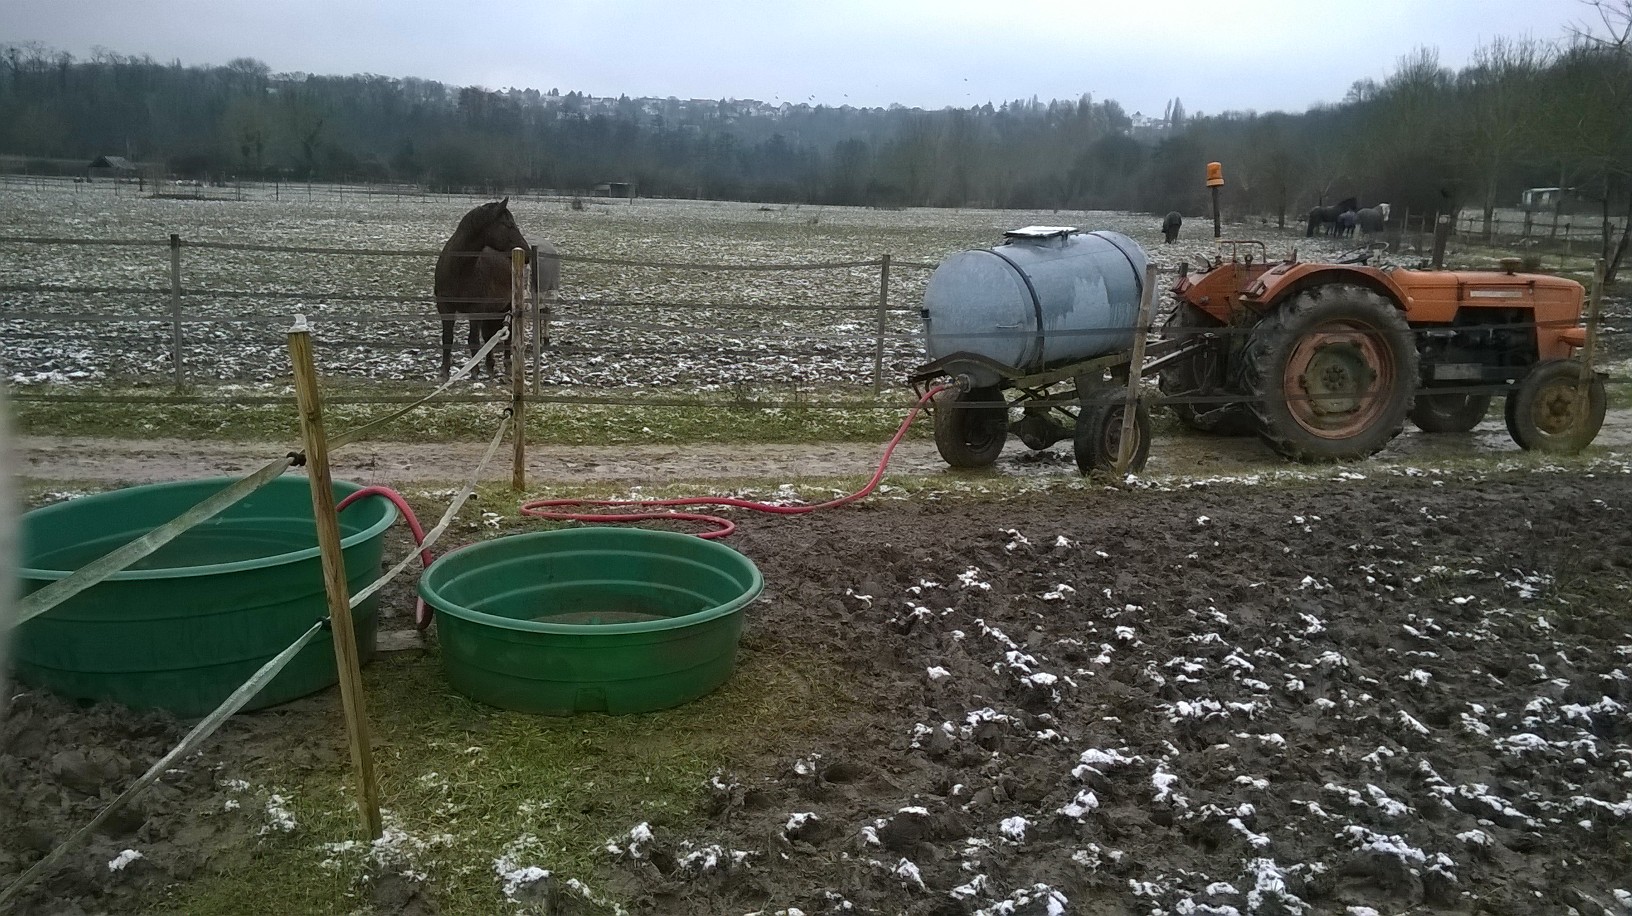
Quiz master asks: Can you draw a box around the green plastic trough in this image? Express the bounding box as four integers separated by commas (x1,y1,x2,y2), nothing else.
419,527,764,715
15,477,394,717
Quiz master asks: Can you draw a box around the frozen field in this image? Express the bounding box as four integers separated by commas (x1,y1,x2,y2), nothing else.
1,187,1378,394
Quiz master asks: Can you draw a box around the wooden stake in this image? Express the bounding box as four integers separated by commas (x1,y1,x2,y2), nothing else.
1116,263,1158,475
287,317,382,841
511,247,527,491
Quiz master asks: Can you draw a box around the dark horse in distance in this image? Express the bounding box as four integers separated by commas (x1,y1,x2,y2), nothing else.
434,198,533,380
1305,197,1359,237
1161,211,1183,243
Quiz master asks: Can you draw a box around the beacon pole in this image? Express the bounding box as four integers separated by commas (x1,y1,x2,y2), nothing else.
1206,161,1224,239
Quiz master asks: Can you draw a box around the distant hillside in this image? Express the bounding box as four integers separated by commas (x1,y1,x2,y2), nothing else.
3,28,1631,281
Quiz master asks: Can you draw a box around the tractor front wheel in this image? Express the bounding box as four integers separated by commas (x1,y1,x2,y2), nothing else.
933,386,1009,468
1409,391,1492,433
1244,286,1418,462
1504,359,1606,453
1159,303,1253,436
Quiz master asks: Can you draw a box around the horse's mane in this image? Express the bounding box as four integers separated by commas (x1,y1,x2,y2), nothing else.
449,200,503,245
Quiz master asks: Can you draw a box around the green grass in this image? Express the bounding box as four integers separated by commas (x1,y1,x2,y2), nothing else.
160,645,846,916
9,381,927,445
7,478,850,913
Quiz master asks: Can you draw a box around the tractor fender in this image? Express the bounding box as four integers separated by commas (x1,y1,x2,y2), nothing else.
1246,264,1409,315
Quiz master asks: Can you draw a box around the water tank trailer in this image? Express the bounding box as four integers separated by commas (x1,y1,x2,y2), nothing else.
911,226,1198,474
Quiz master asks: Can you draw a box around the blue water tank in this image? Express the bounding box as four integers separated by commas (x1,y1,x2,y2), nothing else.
921,228,1148,387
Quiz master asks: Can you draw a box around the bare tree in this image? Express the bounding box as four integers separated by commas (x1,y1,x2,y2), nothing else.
1458,37,1553,241
1567,0,1632,279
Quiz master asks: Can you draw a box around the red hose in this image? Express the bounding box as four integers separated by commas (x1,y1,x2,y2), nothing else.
520,384,950,538
337,485,435,629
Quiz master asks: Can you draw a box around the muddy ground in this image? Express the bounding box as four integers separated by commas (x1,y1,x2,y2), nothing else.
5,437,1632,915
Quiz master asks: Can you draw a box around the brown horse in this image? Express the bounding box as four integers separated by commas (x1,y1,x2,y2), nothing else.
434,198,532,380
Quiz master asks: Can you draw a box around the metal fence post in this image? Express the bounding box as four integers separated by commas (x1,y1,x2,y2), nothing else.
169,234,183,387
530,244,541,396
873,254,891,395
511,247,527,491
1578,259,1606,403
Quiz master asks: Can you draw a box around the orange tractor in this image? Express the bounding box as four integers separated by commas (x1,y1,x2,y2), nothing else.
1160,242,1606,461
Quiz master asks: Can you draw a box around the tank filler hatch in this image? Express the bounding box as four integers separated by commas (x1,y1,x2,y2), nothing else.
1003,226,1077,239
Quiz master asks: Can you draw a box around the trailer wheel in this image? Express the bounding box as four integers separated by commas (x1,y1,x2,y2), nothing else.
1244,285,1417,462
1074,389,1151,476
1159,304,1253,436
933,386,1008,468
1504,359,1606,453
1409,391,1492,433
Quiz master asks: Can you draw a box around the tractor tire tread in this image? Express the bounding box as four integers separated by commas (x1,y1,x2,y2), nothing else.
1242,284,1417,462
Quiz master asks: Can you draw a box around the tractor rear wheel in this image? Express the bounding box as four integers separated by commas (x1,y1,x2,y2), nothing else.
1244,285,1417,462
1073,389,1151,476
1159,304,1253,436
1504,359,1606,453
933,386,1008,468
1409,391,1492,433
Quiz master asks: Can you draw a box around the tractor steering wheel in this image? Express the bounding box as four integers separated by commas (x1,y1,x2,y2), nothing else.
1334,241,1389,266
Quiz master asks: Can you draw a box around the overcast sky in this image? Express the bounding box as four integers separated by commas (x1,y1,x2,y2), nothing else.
1,0,1592,117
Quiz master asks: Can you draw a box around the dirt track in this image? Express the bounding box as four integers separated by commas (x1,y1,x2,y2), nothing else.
15,407,1632,487
12,435,950,487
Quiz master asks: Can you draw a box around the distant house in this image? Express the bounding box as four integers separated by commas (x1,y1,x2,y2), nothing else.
1520,187,1580,212
86,155,137,181
593,181,635,199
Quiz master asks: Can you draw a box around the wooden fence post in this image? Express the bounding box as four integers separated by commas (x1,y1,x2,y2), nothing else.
0,391,13,720
873,254,891,396
511,247,527,491
169,234,184,388
286,317,383,842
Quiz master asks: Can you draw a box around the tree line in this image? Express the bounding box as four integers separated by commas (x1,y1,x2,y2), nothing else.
1,2,1628,274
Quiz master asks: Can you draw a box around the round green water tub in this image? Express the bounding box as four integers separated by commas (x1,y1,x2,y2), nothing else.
419,527,763,715
15,476,395,717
